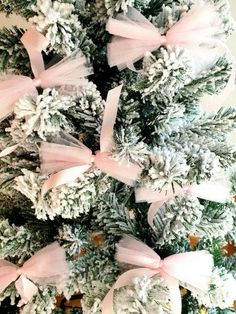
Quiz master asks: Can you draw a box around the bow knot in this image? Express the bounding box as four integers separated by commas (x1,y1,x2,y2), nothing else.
16,268,23,276
160,36,167,45
33,78,42,87
90,154,96,163
158,260,164,270
40,85,142,195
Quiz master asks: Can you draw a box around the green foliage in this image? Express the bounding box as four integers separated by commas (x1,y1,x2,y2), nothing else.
135,47,192,102
182,293,200,314
67,82,104,140
105,0,152,16
153,196,203,245
187,107,236,138
95,187,137,236
0,219,43,263
196,201,235,239
0,27,30,75
113,274,171,314
178,56,233,105
208,309,236,314
0,0,35,17
0,0,235,313
20,287,57,314
14,88,77,141
30,0,95,57
57,223,89,257
72,245,120,312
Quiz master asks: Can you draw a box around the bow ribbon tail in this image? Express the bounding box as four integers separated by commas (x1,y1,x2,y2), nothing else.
40,138,94,194
100,85,123,153
20,28,49,78
37,50,93,89
166,2,218,45
15,275,38,305
162,273,181,314
148,201,166,228
95,152,142,186
41,165,91,196
101,268,157,314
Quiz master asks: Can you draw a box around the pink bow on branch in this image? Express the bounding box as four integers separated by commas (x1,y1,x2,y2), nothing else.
106,1,220,70
0,242,69,305
101,236,213,314
40,85,142,195
135,176,232,228
0,28,92,120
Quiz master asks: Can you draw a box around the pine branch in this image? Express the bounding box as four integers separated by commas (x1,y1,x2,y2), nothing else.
0,0,35,17
0,27,30,75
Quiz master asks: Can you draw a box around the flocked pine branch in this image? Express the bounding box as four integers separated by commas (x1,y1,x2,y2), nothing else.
0,27,30,75
0,0,35,17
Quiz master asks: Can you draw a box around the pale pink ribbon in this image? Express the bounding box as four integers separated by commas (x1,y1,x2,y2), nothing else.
101,235,213,314
0,28,92,120
135,177,232,228
0,242,69,305
40,85,142,195
106,1,220,70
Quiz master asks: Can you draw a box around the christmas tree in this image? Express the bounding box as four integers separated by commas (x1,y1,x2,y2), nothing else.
0,0,235,313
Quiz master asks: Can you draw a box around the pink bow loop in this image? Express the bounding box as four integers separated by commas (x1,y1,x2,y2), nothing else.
20,27,49,77
0,242,69,305
40,86,142,195
37,50,92,89
100,85,122,152
106,2,219,70
0,29,91,121
101,236,213,314
116,235,161,269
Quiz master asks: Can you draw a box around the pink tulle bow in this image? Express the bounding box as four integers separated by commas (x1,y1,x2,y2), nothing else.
0,28,92,120
135,175,232,228
0,242,69,305
106,1,220,70
40,85,142,195
101,236,213,314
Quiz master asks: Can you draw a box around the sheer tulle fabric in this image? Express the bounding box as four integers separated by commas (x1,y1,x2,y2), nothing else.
106,1,220,70
40,137,93,175
0,29,91,120
0,242,69,305
38,50,92,88
116,235,161,269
